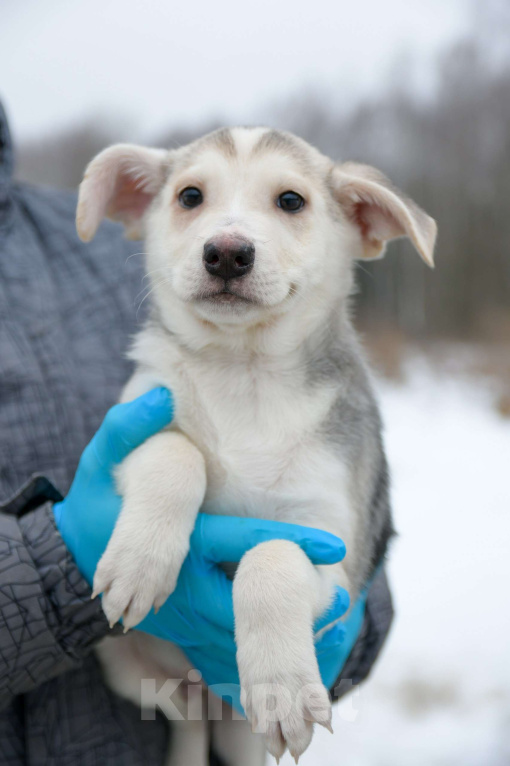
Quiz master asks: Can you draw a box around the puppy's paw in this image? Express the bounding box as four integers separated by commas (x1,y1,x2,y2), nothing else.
240,658,332,761
93,528,188,629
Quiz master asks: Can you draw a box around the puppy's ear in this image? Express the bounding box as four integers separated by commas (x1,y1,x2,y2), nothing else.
332,162,437,267
76,144,171,242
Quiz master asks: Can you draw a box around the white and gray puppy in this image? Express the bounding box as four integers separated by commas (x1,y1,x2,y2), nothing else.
76,127,436,766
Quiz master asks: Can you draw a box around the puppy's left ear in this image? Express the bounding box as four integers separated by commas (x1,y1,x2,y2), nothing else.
76,144,171,242
332,162,437,267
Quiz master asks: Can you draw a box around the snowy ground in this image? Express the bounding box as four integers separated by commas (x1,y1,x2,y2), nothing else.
276,356,510,766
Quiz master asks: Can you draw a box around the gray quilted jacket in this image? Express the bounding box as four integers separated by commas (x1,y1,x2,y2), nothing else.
0,103,393,765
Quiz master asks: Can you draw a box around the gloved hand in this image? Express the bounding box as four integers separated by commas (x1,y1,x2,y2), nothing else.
315,584,367,692
53,389,365,713
137,513,354,713
54,387,175,587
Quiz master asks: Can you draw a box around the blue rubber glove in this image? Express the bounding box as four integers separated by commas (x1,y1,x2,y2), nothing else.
54,387,175,587
137,514,353,713
315,585,367,692
53,389,365,714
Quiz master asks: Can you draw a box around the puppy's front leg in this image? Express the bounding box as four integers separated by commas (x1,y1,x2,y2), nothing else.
233,540,341,762
93,430,206,629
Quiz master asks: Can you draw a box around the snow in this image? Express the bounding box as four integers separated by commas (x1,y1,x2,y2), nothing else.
276,357,510,766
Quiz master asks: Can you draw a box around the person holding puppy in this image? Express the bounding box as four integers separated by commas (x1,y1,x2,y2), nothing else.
0,103,393,765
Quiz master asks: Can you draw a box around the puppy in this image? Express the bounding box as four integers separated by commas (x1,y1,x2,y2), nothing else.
76,127,436,765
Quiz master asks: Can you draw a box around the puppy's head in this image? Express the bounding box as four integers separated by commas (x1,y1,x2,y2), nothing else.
77,127,436,333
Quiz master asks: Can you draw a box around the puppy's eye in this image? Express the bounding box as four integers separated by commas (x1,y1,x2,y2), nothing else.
277,191,305,213
179,187,203,209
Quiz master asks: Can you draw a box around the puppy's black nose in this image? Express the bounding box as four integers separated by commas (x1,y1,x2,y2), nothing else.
203,237,255,281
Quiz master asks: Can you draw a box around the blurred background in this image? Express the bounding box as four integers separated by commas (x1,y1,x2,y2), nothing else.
2,0,509,764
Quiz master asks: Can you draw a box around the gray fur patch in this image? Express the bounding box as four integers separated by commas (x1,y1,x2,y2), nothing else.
171,128,236,173
302,312,394,587
252,129,316,172
205,127,237,157
253,129,298,154
219,561,238,580
367,452,394,570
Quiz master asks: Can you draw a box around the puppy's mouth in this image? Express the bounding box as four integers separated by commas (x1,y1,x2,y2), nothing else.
196,286,255,306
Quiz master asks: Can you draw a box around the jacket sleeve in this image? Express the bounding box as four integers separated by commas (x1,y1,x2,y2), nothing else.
0,476,113,710
331,566,394,701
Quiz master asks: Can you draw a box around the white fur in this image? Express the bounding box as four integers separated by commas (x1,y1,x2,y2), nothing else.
94,430,206,628
78,126,436,765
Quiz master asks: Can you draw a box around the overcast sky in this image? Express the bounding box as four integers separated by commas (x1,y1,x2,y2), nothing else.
1,0,470,142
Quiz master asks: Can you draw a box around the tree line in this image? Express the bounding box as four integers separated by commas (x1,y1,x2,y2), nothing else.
14,2,510,340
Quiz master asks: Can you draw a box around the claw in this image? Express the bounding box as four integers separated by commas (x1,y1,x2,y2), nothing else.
91,590,99,600
251,713,259,734
275,759,279,765
320,719,334,734
293,756,299,765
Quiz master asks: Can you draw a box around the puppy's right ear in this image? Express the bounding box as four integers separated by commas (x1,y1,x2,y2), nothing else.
76,144,171,242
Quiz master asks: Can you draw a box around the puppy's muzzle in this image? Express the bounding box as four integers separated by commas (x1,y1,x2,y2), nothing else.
203,236,255,281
